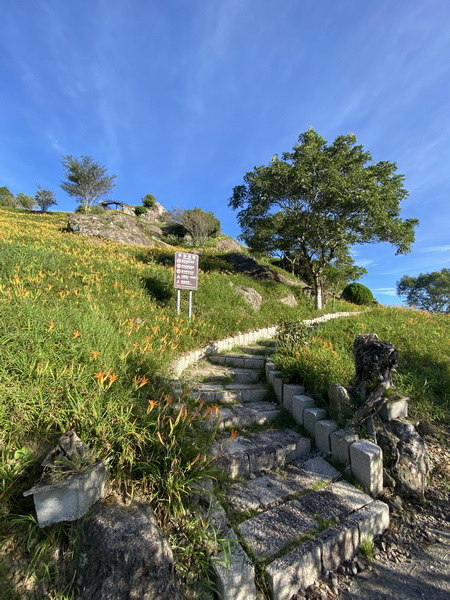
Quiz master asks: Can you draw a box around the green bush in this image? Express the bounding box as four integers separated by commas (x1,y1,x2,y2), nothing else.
134,205,148,216
341,282,374,305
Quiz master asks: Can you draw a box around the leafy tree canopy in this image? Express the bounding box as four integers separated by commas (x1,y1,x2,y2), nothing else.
0,186,16,207
170,207,221,247
35,186,57,212
15,193,35,210
141,194,156,208
229,128,418,308
397,269,450,313
60,155,116,213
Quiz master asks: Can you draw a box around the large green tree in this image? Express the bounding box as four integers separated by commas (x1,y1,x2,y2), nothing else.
397,269,450,312
60,155,116,213
229,129,418,308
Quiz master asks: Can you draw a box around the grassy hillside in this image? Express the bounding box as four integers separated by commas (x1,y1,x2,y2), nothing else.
0,208,357,598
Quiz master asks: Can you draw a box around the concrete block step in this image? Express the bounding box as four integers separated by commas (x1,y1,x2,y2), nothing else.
226,456,341,513
234,345,275,356
191,383,268,404
265,499,390,599
236,480,373,562
211,429,311,479
187,363,263,385
208,354,266,369
215,402,281,430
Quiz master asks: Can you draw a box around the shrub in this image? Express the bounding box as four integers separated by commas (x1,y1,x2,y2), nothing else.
142,194,156,209
341,282,374,305
134,205,148,216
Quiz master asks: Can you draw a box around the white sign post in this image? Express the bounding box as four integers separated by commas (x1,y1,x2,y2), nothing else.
174,252,199,319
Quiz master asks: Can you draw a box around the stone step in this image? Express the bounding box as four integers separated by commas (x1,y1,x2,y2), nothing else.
236,480,374,562
191,383,268,404
208,354,266,369
213,401,280,430
211,429,311,479
186,362,263,385
265,499,390,600
234,345,275,356
226,456,340,513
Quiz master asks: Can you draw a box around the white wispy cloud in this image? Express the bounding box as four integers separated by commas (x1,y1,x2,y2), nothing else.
374,288,398,297
421,245,450,253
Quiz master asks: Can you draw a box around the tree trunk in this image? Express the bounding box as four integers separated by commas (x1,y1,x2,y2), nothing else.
313,274,323,309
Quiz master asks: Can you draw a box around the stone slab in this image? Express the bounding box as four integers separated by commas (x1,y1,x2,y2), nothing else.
292,395,315,425
315,420,339,455
212,530,257,600
283,384,306,413
348,499,390,540
266,540,322,599
237,499,319,560
303,407,328,437
273,376,284,403
301,456,341,481
350,439,383,496
330,429,359,465
316,519,360,571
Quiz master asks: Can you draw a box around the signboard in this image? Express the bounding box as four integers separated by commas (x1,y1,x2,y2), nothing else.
174,252,199,290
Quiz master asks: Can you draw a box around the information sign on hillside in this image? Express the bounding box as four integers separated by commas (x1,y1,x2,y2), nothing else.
174,252,199,290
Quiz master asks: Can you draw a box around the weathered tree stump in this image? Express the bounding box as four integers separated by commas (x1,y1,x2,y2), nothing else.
351,333,398,421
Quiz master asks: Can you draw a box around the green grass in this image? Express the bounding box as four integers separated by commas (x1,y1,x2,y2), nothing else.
274,306,450,423
0,207,357,598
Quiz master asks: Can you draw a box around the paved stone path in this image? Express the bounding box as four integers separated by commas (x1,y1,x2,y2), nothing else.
181,340,390,600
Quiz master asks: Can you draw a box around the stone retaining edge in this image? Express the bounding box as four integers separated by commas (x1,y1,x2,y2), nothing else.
168,311,360,377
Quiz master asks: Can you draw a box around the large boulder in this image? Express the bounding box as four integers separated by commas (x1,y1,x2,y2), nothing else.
236,286,263,311
68,213,155,246
78,499,183,600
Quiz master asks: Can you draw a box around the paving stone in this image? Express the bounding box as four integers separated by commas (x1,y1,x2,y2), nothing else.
330,429,359,465
273,376,284,403
266,540,322,599
350,439,383,496
243,357,266,369
212,528,257,600
303,407,328,436
297,480,372,522
265,361,276,380
292,394,315,425
268,370,282,386
347,499,390,540
217,403,280,429
301,456,341,481
315,420,339,455
249,429,311,464
316,518,360,571
283,384,306,413
237,499,319,560
226,464,331,512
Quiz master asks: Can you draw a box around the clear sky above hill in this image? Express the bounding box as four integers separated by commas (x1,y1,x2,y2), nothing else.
1,0,449,306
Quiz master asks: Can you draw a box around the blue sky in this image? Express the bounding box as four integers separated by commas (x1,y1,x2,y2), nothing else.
1,0,449,306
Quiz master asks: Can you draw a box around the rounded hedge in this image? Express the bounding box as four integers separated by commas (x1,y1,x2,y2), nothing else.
341,282,374,305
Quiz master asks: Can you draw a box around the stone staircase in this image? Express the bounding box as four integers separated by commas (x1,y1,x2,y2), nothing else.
181,341,389,600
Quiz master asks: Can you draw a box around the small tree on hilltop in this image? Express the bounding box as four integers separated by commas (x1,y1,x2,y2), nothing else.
0,186,16,207
35,186,57,212
60,155,116,213
16,193,36,210
141,194,156,208
170,207,221,247
397,269,450,312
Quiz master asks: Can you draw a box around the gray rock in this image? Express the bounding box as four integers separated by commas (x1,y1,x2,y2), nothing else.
77,499,183,600
236,286,263,311
376,419,430,500
68,213,155,246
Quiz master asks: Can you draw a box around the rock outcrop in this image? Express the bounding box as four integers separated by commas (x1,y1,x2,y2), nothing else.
78,499,183,600
67,213,158,246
